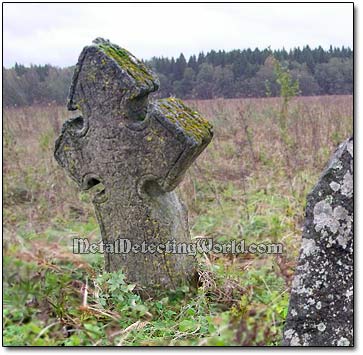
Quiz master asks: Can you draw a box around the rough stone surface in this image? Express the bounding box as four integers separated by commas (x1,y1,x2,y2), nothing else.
54,38,213,290
283,137,353,346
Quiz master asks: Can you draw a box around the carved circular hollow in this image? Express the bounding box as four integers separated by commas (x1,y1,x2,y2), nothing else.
67,115,89,138
137,174,164,199
125,108,151,132
82,173,108,204
125,118,149,132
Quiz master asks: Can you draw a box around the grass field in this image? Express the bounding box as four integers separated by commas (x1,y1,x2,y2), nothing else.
3,95,353,346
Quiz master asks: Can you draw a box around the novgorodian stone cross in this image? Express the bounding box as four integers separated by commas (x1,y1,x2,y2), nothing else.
55,38,213,290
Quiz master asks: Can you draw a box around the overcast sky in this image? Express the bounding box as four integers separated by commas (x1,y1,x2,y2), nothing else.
3,3,353,68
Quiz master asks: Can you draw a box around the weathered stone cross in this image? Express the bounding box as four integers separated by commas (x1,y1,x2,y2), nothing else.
54,38,213,291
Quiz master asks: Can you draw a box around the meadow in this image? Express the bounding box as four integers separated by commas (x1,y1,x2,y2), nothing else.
3,95,353,346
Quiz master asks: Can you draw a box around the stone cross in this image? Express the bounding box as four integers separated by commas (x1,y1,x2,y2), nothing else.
54,38,213,290
283,137,353,346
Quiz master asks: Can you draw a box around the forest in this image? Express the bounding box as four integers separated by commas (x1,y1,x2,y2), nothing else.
3,45,353,107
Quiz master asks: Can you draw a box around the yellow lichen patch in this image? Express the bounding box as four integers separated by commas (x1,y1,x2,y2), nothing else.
157,97,213,144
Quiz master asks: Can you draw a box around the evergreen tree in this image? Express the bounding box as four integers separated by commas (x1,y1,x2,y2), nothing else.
175,53,187,81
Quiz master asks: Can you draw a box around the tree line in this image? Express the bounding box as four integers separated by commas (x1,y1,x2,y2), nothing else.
3,45,352,107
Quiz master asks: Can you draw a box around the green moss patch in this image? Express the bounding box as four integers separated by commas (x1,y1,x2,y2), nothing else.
97,42,156,87
158,97,213,143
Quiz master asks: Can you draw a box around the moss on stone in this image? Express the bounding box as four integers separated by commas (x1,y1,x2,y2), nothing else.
157,97,213,143
97,42,155,87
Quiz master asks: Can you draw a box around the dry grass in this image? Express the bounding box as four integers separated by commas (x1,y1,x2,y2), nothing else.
3,96,352,227
181,95,352,231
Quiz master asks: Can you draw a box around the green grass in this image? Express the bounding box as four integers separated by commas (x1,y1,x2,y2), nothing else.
1,179,307,346
3,210,290,346
2,260,288,346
